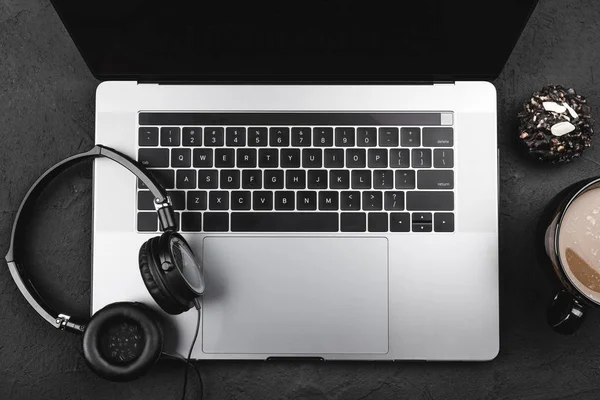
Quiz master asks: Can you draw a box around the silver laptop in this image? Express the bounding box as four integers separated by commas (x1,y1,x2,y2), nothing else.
50,0,538,360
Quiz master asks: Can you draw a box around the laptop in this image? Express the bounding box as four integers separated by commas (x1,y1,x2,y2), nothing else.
51,0,538,360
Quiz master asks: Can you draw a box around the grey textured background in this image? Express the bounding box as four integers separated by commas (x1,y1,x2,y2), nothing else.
2,0,600,399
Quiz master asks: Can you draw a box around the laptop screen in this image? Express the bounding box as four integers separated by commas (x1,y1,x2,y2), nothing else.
50,0,539,82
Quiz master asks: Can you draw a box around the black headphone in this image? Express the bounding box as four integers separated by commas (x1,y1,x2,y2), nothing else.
5,145,205,382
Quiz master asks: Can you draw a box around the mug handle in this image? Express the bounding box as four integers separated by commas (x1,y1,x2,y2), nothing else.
547,290,585,334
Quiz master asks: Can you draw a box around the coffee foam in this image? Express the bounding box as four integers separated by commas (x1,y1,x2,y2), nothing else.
558,188,600,302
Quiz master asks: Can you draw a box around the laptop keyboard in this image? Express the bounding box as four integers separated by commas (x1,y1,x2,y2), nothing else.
136,113,454,233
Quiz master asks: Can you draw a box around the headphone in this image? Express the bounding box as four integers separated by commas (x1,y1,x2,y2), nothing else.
5,145,205,382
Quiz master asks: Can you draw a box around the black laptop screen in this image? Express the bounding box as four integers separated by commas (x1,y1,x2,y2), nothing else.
50,0,539,82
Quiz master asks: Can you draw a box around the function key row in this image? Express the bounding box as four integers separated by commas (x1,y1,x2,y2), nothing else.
138,148,454,169
137,210,454,233
139,127,453,148
136,169,454,191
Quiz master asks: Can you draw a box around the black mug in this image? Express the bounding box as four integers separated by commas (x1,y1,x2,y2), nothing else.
537,177,600,334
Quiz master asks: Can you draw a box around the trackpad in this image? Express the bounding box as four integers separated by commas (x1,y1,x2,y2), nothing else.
202,237,388,355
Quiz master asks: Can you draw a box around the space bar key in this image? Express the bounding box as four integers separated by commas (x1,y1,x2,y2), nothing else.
231,212,339,232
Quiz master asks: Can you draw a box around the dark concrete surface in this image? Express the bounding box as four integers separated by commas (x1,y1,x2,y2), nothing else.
2,0,600,399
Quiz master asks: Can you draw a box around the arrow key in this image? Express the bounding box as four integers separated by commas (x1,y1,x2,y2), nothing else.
390,213,410,232
434,213,455,232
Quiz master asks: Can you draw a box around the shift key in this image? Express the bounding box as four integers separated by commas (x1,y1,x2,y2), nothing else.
406,191,453,211
417,170,454,189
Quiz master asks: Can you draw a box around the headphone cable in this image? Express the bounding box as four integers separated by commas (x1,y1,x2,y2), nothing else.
163,300,203,400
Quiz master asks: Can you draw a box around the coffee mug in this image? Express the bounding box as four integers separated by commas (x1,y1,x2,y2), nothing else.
537,177,600,334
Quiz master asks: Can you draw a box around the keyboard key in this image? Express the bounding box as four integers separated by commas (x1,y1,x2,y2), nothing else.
176,170,196,189
340,191,361,210
303,149,322,168
138,191,155,210
400,127,421,147
291,127,312,146
341,213,366,232
275,191,295,210
319,191,339,210
286,170,306,189
368,149,388,168
384,191,404,210
181,212,202,232
231,212,338,232
204,127,224,146
249,127,268,146
265,170,284,189
182,127,201,146
204,212,229,232
139,127,159,146
231,191,251,210
346,149,366,168
138,169,175,189
362,191,383,211
413,213,432,223
433,149,454,168
193,149,213,167
209,191,229,210
368,213,388,232
138,148,169,168
168,191,185,210
423,127,453,147
187,191,207,210
351,170,371,189
357,128,377,147
335,128,355,147
269,127,290,147
413,222,432,232
170,212,181,231
390,213,410,232
395,170,415,189
253,191,273,210
308,170,328,189
281,149,301,168
215,149,235,168
330,170,350,189
297,191,317,210
313,127,334,147
160,127,180,147
198,170,218,189
237,148,257,168
373,170,393,189
259,149,279,168
242,170,262,189
171,148,191,168
324,149,344,168
390,149,410,168
417,170,454,189
226,127,246,146
412,149,432,168
406,191,454,211
434,213,455,232
138,212,157,232
378,128,399,147
220,170,240,189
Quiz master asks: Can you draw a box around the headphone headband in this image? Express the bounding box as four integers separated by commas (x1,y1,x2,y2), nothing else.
5,145,176,332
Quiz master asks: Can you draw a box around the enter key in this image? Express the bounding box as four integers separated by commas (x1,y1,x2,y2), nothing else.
417,170,454,189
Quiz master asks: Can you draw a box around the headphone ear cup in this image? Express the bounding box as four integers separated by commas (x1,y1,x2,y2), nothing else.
139,239,189,315
82,302,163,382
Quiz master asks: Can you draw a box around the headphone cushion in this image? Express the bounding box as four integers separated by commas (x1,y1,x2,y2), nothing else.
82,302,163,382
139,240,188,315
